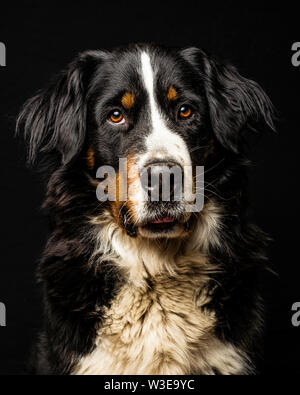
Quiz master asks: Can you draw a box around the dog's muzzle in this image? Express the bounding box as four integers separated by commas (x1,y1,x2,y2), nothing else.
140,161,183,203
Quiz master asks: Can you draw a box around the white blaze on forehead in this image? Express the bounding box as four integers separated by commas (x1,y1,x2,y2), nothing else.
138,52,194,204
139,52,192,168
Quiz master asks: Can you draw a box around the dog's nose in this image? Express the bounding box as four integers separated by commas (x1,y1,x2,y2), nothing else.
141,161,183,202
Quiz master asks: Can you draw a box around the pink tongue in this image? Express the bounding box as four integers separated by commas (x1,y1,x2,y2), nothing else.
150,217,175,224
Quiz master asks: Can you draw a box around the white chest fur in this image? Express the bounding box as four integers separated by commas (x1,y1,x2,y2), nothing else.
73,259,248,375
73,202,249,375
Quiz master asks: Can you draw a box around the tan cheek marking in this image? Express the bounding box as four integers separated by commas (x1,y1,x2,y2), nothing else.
109,154,140,227
121,92,135,110
110,172,122,225
109,172,125,225
167,86,178,101
87,147,95,169
126,155,140,223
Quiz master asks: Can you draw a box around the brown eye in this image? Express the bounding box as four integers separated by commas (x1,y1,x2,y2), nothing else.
109,110,124,123
179,105,192,119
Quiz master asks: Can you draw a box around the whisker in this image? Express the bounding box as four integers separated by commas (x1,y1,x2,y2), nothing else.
190,145,210,153
194,158,226,177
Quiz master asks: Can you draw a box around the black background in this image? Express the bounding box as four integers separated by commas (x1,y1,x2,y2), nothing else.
0,1,299,375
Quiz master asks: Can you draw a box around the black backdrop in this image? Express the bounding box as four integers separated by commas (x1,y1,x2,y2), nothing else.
0,1,299,375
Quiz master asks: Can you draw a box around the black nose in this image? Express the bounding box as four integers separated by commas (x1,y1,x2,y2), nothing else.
141,161,183,202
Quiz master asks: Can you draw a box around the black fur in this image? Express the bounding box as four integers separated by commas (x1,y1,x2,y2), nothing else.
17,43,275,375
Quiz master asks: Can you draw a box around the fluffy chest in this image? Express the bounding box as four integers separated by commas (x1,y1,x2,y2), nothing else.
72,271,247,375
73,215,249,375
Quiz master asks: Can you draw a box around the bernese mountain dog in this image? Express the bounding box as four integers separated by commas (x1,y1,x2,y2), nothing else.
17,43,275,375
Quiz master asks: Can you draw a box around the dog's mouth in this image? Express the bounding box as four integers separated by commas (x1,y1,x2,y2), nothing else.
120,204,191,239
144,216,178,233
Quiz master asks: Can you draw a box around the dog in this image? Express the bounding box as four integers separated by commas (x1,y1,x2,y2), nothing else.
17,43,274,375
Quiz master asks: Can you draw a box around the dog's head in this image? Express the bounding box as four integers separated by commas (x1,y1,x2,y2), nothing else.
18,44,274,239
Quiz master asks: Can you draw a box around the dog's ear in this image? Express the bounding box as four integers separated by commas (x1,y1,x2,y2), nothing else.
17,50,108,166
180,47,275,153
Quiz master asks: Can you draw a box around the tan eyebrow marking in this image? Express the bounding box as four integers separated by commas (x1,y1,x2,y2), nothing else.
87,147,95,169
167,86,178,101
121,92,135,109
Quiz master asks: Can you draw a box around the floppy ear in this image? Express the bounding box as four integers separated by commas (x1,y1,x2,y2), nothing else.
181,47,275,153
17,50,107,165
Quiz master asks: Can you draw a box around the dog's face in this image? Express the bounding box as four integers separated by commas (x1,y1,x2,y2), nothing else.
18,44,274,240
89,48,211,239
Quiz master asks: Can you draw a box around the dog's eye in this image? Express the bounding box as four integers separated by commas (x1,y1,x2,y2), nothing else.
109,110,124,124
179,105,192,119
